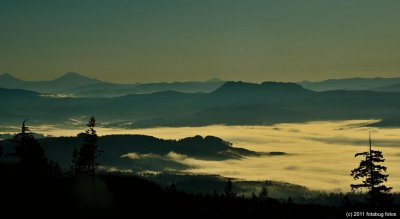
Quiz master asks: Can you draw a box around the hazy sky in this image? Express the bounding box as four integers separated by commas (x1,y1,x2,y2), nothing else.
1,0,399,83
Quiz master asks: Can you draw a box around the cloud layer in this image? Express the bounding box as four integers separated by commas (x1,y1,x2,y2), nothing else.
12,119,400,192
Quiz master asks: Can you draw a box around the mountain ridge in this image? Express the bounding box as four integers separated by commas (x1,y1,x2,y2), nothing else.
0,72,21,82
2,81,399,128
299,77,400,91
0,72,226,96
0,72,104,93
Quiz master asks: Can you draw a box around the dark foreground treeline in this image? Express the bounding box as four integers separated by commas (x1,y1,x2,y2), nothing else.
0,173,331,218
1,167,398,219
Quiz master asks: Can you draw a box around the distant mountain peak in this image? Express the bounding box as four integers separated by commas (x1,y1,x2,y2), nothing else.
56,72,88,79
1,72,16,78
52,72,102,83
0,72,20,81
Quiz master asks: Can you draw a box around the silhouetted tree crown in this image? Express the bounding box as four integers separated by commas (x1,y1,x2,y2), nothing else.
287,196,293,204
166,182,177,193
350,133,392,205
71,116,100,175
12,120,49,176
224,179,236,198
259,187,269,202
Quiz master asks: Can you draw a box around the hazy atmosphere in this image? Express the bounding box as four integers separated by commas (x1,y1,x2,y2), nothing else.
1,0,400,82
1,1,400,217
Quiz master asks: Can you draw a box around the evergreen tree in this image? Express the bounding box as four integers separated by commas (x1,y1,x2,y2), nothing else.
350,133,392,205
224,179,236,198
258,187,269,202
166,182,177,193
287,196,293,205
12,120,49,176
71,116,100,175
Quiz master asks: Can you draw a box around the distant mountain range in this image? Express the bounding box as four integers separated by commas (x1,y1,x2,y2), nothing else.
0,72,225,97
0,72,102,93
2,72,400,97
299,77,400,91
1,80,399,128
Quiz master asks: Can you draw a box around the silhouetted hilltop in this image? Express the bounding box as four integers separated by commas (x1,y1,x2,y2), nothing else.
207,81,313,105
214,81,258,92
0,87,39,99
1,134,277,172
212,81,312,98
0,72,21,82
50,72,102,86
214,81,307,93
299,77,400,91
0,72,104,92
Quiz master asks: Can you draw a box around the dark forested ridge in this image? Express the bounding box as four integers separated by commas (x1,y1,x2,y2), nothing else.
1,134,275,172
1,172,398,218
1,80,400,127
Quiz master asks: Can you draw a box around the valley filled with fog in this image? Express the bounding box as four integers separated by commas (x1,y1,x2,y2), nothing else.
3,119,399,192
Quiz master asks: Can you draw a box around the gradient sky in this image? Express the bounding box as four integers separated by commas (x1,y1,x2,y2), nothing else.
1,0,399,83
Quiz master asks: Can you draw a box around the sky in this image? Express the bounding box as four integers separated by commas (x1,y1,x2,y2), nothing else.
1,0,400,83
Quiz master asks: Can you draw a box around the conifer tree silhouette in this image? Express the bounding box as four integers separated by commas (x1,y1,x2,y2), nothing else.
12,120,49,176
224,179,236,198
258,187,269,202
71,116,100,175
350,133,392,205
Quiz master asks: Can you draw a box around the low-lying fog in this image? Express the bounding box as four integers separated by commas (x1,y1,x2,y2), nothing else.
2,120,399,192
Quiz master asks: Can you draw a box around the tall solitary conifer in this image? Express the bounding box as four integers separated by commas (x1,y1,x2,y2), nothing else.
71,116,100,175
350,133,392,205
12,120,49,176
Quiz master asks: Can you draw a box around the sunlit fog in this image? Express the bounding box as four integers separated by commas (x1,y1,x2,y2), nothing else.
4,119,399,192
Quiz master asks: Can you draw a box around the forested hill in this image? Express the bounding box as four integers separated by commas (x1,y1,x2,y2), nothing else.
1,134,280,172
